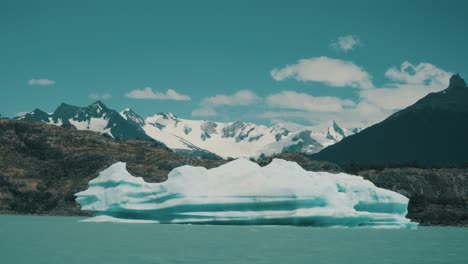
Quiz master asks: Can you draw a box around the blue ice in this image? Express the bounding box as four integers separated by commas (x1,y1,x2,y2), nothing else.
75,159,417,229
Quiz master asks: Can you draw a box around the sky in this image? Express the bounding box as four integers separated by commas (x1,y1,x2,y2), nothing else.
1,0,468,129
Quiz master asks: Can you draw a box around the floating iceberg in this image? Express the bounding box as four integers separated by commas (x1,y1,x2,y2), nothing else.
76,159,417,228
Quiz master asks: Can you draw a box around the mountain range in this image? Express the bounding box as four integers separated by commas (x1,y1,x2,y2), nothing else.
15,102,359,158
312,74,468,166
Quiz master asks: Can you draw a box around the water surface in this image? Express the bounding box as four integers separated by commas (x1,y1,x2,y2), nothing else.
0,215,466,264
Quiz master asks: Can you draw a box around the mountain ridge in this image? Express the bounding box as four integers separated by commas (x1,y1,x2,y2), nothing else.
15,102,359,158
312,74,468,166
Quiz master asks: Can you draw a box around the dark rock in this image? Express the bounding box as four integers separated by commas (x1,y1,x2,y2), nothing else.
60,123,76,130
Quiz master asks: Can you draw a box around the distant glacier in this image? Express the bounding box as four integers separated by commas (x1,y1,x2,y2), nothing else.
76,159,416,229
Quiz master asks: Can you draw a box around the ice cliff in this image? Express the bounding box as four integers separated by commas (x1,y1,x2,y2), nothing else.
75,159,416,228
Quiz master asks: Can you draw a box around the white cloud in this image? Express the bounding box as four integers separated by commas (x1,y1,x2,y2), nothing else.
257,103,388,130
16,111,29,117
269,120,312,132
191,107,217,117
271,56,374,89
264,60,451,129
201,90,260,106
257,111,312,120
266,91,355,113
330,35,361,52
89,93,112,100
28,79,55,86
361,62,451,111
125,87,191,101
384,61,451,86
191,90,260,117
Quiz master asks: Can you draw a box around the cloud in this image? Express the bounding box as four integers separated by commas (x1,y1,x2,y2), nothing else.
16,111,29,117
361,62,451,111
191,107,217,117
384,61,451,85
330,35,361,52
271,56,374,89
266,91,355,113
257,103,388,130
191,90,260,117
263,60,451,129
89,93,112,100
201,90,260,106
125,87,191,101
28,79,55,86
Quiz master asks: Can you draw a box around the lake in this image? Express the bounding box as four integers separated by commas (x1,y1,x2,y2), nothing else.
0,215,466,264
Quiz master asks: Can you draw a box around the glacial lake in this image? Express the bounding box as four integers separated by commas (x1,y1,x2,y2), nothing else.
0,215,467,264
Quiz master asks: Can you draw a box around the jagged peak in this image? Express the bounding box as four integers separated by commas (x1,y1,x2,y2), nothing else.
57,102,76,108
156,112,177,120
448,74,466,89
53,102,80,115
89,100,108,110
226,120,246,128
31,108,47,114
328,120,344,133
120,108,139,116
120,108,144,122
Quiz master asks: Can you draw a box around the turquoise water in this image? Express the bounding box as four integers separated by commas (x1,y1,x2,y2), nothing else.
0,215,466,264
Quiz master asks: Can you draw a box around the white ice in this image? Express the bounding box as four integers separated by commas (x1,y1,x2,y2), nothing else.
75,159,417,228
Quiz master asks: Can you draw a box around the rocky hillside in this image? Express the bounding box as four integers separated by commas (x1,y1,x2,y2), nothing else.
313,74,468,166
0,119,466,226
0,119,225,216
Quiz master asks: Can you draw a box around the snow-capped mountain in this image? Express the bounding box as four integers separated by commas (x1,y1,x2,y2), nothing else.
140,112,359,158
15,101,360,158
15,101,153,142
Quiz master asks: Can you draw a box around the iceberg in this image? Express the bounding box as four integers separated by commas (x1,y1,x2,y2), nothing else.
76,159,417,228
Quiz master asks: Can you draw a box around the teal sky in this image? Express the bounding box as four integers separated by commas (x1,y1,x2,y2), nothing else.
1,0,468,128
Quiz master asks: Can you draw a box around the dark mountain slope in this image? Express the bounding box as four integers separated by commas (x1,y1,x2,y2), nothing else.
312,74,468,166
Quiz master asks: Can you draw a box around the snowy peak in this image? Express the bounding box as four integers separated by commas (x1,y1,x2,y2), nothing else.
145,112,179,126
326,121,346,141
88,100,108,114
269,125,290,142
153,112,178,120
141,113,355,158
51,101,113,126
200,120,218,141
120,108,145,127
159,112,177,120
